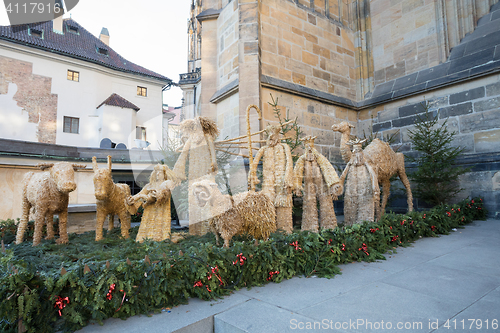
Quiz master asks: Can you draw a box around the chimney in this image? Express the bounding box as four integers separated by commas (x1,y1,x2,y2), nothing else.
99,27,110,46
52,0,64,34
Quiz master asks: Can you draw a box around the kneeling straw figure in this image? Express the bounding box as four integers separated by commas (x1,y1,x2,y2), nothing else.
293,135,343,232
340,138,380,226
125,164,179,242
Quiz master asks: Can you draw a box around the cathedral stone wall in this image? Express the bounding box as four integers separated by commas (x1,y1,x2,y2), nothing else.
261,0,357,101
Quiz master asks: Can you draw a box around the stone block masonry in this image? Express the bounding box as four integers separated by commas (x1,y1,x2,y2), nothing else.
260,0,357,102
358,75,500,215
262,87,356,164
365,77,500,155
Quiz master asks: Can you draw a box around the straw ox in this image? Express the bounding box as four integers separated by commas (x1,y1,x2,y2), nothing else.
16,162,86,246
92,156,131,241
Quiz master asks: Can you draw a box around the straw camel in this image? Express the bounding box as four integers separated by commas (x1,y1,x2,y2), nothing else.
332,122,413,218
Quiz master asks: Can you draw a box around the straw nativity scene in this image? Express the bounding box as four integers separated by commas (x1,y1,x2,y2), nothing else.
14,100,415,248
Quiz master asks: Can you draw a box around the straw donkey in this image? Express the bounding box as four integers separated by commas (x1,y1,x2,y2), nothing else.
92,156,131,241
16,162,86,246
332,122,413,218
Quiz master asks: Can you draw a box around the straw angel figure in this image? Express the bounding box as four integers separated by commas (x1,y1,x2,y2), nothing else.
293,135,343,232
173,116,219,236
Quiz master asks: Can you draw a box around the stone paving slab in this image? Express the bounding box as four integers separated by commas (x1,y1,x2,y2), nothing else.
297,282,463,333
213,299,343,333
75,220,500,333
434,289,500,332
235,263,393,312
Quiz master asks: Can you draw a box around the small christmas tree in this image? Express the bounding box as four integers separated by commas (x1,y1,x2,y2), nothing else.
407,102,470,206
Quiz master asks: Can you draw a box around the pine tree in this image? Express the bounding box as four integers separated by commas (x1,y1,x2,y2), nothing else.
407,102,470,206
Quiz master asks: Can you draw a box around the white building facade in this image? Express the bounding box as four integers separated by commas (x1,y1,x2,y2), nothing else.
0,18,172,150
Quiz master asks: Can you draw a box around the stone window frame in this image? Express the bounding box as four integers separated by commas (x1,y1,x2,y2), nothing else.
63,116,79,134
136,126,147,141
67,69,79,82
137,86,147,97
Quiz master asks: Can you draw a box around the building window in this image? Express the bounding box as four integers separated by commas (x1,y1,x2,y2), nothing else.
97,47,108,56
67,25,79,34
63,116,79,134
136,126,146,141
67,70,79,81
28,27,43,39
137,86,147,97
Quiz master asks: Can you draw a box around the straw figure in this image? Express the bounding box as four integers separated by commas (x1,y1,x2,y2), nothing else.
92,156,131,241
125,164,179,242
192,179,276,248
248,124,295,233
332,121,413,219
293,135,343,232
173,116,219,236
16,162,86,246
339,138,380,226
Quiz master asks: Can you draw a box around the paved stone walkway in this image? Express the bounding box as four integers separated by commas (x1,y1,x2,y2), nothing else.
78,219,500,333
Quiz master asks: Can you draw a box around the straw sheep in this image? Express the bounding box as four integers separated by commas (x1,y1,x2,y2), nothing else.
192,179,276,248
16,162,86,246
92,156,131,241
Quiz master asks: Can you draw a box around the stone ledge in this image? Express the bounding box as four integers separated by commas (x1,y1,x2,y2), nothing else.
261,75,356,108
68,204,96,213
196,8,221,21
261,59,500,111
210,79,239,103
0,138,164,163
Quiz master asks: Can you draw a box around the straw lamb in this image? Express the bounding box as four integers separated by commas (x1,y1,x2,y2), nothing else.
92,156,131,241
192,179,276,248
16,162,86,246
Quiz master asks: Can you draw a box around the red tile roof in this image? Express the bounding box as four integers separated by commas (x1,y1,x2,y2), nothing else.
0,19,171,83
97,93,140,111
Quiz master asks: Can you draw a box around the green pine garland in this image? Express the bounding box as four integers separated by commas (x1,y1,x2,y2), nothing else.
0,197,487,332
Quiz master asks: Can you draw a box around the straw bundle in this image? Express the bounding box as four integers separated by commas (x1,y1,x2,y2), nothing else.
92,156,131,241
125,164,179,242
192,179,276,248
16,162,86,246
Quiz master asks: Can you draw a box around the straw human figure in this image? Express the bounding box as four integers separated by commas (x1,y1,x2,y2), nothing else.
92,156,131,241
332,121,413,219
173,116,219,236
293,135,342,232
339,138,380,226
125,164,179,242
248,124,295,233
